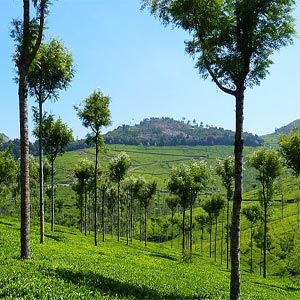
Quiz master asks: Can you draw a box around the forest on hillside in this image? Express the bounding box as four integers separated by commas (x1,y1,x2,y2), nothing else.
104,117,264,147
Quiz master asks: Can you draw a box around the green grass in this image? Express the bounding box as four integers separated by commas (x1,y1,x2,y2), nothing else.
1,216,300,299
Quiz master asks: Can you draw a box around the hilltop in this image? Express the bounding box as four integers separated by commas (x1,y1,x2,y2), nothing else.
104,117,263,147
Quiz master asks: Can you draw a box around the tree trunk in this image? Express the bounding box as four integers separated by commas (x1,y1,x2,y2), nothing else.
38,100,45,244
19,0,31,260
214,215,218,262
19,66,30,259
182,207,186,253
80,193,83,233
209,220,212,258
51,159,55,232
201,226,204,253
139,203,142,242
94,138,99,246
227,194,230,269
221,214,224,264
130,192,133,244
84,184,87,236
230,89,244,300
101,188,105,242
171,210,174,248
250,222,253,273
189,203,193,261
263,198,267,278
144,206,147,246
117,181,121,242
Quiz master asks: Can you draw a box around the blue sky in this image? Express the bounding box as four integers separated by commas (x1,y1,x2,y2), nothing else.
0,0,299,140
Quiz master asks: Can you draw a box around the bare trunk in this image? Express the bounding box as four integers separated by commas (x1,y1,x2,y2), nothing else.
221,214,224,264
38,100,45,243
80,193,83,233
250,222,253,273
263,198,267,278
94,139,99,246
209,220,212,258
19,67,30,259
144,206,147,246
227,194,230,269
84,184,87,236
51,159,55,232
102,188,105,242
130,193,133,244
230,89,244,300
182,207,186,253
214,215,218,262
189,203,193,260
117,181,121,242
171,210,174,248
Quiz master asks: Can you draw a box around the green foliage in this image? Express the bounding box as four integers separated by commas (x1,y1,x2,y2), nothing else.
1,217,300,299
43,116,73,163
139,180,157,209
0,147,17,192
28,38,75,102
279,128,300,177
242,204,262,224
142,0,296,91
216,156,234,200
168,161,210,208
248,147,283,202
75,89,112,142
109,152,131,184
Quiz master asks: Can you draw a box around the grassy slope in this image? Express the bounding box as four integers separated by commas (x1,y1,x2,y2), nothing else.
1,217,300,300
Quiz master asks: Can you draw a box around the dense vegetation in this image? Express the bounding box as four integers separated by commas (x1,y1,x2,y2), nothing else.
1,216,300,300
104,117,264,147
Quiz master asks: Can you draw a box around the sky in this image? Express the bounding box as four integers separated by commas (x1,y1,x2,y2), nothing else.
0,0,299,141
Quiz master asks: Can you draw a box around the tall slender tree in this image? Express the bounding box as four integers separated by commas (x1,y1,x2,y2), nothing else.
242,204,262,273
138,180,157,246
248,147,283,278
73,159,94,236
29,38,75,244
108,152,131,242
11,0,49,259
75,90,111,246
43,116,73,232
165,194,179,248
142,1,295,298
168,164,191,254
216,156,234,269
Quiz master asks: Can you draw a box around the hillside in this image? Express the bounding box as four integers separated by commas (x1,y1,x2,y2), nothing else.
1,216,300,300
275,119,300,135
104,117,263,147
261,119,300,146
0,133,10,143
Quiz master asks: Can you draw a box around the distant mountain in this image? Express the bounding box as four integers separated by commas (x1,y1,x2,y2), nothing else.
274,119,300,135
0,133,10,143
104,117,263,147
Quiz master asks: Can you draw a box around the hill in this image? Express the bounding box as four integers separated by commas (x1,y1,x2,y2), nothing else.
0,133,10,143
261,119,300,147
104,117,263,147
1,216,300,300
275,119,300,135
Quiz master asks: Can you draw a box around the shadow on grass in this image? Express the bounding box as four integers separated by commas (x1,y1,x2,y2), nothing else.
53,268,209,300
253,280,300,292
149,252,177,261
45,234,67,242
